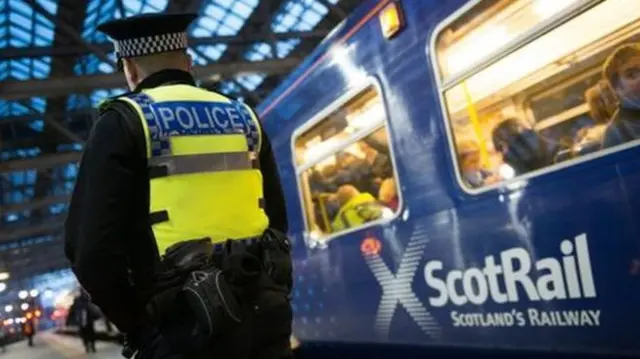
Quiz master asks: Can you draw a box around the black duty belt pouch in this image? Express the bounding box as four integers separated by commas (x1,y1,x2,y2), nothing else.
248,266,293,359
146,238,213,325
179,263,243,339
258,228,293,292
164,237,213,270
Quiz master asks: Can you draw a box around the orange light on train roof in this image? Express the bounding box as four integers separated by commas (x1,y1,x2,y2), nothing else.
361,237,382,257
25,312,32,320
35,310,41,318
379,1,404,39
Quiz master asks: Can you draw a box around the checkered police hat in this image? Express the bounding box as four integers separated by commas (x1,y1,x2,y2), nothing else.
97,12,197,61
113,32,189,58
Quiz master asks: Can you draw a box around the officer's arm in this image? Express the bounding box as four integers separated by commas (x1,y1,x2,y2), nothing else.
64,109,148,335
257,121,289,233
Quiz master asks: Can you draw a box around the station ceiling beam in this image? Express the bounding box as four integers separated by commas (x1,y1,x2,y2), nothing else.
0,153,82,173
0,31,329,60
1,195,71,215
0,57,303,100
0,216,66,242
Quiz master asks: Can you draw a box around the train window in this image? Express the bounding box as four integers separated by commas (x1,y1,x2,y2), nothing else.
293,85,401,241
433,0,640,191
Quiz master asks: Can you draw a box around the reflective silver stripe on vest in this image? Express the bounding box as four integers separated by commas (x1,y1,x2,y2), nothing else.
149,152,256,177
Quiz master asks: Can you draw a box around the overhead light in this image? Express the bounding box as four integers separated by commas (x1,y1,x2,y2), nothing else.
0,272,10,281
0,283,6,293
29,289,39,298
379,1,405,39
20,303,29,311
4,305,12,313
18,291,28,300
533,0,579,18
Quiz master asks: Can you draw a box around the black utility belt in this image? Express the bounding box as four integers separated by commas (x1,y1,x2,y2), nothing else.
148,229,292,339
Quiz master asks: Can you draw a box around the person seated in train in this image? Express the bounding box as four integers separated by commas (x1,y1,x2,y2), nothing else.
359,141,393,180
457,139,502,187
567,80,618,154
362,141,394,196
586,80,618,125
601,43,640,149
330,184,384,232
334,151,376,194
309,164,340,193
321,189,343,226
491,118,553,175
378,177,399,212
309,169,328,193
570,80,618,150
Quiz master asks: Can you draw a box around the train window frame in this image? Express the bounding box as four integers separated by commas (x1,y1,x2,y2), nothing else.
290,77,404,247
428,0,640,195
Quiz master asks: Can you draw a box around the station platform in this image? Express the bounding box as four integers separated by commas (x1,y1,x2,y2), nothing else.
1,331,123,359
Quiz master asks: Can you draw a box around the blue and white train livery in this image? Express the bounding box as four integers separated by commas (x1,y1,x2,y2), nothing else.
257,0,640,356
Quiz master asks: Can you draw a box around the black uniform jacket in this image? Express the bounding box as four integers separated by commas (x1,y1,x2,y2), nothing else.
64,69,288,335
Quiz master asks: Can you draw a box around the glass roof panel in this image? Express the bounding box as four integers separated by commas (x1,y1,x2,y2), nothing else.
66,88,126,110
117,0,167,17
66,94,93,110
78,0,167,77
91,88,127,105
236,73,268,91
190,44,228,65
223,0,337,95
82,0,116,42
0,0,57,103
1,146,41,223
0,98,47,131
271,0,331,33
192,0,259,38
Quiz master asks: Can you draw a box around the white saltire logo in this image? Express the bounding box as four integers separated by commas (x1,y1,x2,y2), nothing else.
364,224,442,339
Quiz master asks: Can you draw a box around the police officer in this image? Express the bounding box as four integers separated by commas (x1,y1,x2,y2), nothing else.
64,12,291,359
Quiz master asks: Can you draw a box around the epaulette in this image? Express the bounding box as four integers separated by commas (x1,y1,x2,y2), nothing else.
97,91,135,113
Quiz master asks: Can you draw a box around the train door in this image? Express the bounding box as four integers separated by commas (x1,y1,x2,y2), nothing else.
290,79,405,340
429,0,640,351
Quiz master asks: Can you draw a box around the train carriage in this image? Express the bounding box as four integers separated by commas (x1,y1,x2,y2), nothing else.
257,0,640,356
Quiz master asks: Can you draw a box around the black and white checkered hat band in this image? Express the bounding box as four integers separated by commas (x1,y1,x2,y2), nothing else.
114,32,188,58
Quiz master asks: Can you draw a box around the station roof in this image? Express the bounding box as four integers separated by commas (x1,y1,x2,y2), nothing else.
0,0,360,292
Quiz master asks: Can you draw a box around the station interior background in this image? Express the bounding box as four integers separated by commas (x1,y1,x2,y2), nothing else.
0,0,360,356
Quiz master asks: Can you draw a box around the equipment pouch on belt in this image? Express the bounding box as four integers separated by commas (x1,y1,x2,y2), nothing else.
145,238,213,325
258,228,293,292
179,265,243,338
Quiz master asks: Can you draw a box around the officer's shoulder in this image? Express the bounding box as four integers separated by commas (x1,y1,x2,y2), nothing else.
97,91,137,114
216,92,259,117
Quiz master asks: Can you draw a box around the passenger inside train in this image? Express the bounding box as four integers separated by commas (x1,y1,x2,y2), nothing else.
435,0,640,190
295,87,400,239
601,43,640,148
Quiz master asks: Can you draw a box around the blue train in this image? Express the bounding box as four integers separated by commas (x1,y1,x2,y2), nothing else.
257,0,640,357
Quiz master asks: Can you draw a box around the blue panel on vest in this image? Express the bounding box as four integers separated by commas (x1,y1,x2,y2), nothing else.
125,93,259,156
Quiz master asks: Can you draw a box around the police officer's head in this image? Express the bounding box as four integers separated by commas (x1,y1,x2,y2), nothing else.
97,12,197,90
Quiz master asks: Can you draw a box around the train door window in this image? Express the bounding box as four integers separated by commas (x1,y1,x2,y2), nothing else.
293,84,401,242
432,0,640,192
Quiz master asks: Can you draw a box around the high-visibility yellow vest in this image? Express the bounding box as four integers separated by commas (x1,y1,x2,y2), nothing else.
103,84,269,255
331,193,383,232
